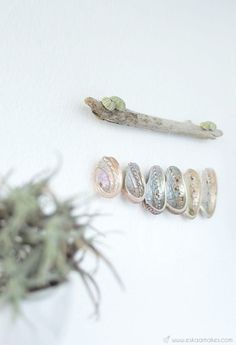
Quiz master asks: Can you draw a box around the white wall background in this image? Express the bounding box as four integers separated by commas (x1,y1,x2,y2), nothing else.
0,0,236,344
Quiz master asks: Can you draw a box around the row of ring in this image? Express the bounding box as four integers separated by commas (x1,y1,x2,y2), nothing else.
94,156,217,218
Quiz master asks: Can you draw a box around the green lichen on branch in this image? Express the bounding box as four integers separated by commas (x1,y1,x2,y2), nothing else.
85,97,223,140
0,174,120,314
200,121,217,131
101,96,126,111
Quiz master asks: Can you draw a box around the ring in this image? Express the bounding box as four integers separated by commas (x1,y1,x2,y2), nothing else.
143,165,166,215
94,156,122,198
124,162,146,203
165,166,187,214
200,168,217,218
184,169,201,219
94,157,217,219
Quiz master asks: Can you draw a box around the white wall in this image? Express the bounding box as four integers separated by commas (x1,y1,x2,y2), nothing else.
0,0,235,344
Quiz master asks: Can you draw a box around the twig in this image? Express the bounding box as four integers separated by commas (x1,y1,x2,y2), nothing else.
85,97,223,140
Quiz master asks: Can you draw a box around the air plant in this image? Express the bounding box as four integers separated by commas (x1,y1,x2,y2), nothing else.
0,173,121,314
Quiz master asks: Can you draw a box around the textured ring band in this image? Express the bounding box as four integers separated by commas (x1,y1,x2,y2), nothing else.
165,166,187,214
200,168,217,218
124,162,146,203
94,156,122,198
143,165,166,214
184,169,202,219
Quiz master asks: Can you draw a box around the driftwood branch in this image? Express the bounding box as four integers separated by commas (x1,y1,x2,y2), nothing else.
85,97,223,140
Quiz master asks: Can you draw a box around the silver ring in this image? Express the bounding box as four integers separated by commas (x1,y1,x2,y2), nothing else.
200,168,217,218
166,166,187,214
124,162,145,203
143,165,166,215
184,169,201,219
94,156,122,198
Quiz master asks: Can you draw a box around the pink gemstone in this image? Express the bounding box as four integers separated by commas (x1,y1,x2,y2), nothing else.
96,169,110,192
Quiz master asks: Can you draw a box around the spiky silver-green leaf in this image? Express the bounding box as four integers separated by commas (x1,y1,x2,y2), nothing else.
0,173,119,314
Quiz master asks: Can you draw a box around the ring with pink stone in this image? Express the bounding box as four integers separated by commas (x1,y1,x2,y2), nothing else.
94,156,122,198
